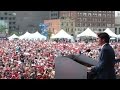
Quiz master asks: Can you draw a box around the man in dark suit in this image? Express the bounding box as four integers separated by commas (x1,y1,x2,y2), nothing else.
89,32,116,79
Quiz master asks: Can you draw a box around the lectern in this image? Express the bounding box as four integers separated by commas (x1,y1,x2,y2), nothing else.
55,54,98,79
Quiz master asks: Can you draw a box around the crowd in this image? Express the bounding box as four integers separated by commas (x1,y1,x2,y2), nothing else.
0,39,120,79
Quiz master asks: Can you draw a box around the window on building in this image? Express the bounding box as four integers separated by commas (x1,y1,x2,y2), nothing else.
5,17,7,20
9,17,11,20
98,23,100,27
88,23,90,27
83,23,85,27
94,13,97,16
13,26,16,29
107,24,111,27
115,28,117,34
13,22,16,24
66,22,68,26
71,28,73,32
68,28,69,32
83,13,87,16
61,22,64,26
9,22,11,24
0,17,3,20
99,29,101,31
9,26,11,29
102,19,105,22
66,28,67,32
103,23,106,27
13,17,16,20
103,14,106,17
98,14,101,16
88,13,91,16
71,22,73,26
4,12,7,15
79,13,82,16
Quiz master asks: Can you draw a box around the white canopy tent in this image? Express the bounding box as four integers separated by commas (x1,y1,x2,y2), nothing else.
117,34,120,38
77,28,98,38
30,31,47,40
51,29,73,40
8,34,19,40
104,28,117,38
19,32,32,40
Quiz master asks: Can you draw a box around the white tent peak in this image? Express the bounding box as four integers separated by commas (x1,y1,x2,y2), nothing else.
8,34,19,40
25,31,31,34
33,31,46,37
12,34,18,37
51,29,73,39
77,28,97,38
19,31,32,39
104,28,117,37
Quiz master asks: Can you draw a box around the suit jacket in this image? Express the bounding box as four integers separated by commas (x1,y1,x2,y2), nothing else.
91,43,116,79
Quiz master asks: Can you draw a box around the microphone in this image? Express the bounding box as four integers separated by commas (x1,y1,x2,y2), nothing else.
65,49,91,60
80,49,91,54
63,49,98,67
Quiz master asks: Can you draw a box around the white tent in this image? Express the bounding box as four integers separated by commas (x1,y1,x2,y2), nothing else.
31,31,47,40
117,34,120,38
104,28,117,37
77,28,97,38
19,32,32,40
8,34,19,40
51,29,73,40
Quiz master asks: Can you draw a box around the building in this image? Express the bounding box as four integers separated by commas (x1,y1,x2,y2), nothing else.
0,11,16,35
115,15,120,35
15,11,50,34
49,11,59,19
50,11,115,34
0,11,51,35
44,19,61,34
44,18,75,35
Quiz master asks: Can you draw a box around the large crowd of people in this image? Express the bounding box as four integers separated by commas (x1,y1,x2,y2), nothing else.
0,39,120,79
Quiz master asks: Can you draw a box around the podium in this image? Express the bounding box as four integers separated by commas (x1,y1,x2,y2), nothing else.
55,54,98,79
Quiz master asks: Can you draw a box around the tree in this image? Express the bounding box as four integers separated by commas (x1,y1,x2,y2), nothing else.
48,30,52,39
10,31,20,36
0,25,6,33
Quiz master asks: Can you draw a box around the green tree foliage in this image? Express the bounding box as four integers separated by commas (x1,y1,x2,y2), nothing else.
0,25,6,33
47,30,52,39
10,31,20,36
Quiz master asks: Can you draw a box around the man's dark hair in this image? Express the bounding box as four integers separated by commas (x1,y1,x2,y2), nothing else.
97,32,110,43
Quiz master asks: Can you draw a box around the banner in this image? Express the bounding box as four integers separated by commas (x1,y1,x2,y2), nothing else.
39,23,49,38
